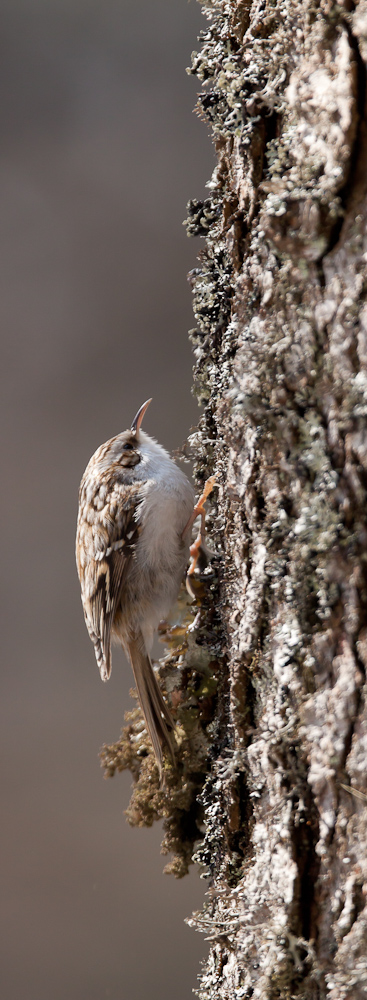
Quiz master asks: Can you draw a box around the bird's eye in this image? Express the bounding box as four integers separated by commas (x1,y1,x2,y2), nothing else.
122,442,134,451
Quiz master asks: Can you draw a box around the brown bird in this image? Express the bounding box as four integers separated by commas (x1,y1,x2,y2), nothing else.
76,399,196,772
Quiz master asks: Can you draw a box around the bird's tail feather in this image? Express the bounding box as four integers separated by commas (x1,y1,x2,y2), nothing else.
127,635,175,772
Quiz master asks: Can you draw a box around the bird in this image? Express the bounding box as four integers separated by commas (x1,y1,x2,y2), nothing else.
76,398,197,773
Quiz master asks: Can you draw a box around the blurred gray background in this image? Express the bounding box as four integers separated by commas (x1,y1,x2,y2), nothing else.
0,2,215,997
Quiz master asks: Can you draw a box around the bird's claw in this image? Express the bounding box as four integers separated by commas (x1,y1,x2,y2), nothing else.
184,476,216,595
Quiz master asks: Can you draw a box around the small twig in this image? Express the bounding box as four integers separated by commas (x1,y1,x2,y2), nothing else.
339,782,367,803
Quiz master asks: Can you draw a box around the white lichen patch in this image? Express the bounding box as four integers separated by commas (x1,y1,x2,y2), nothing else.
285,31,356,192
301,639,359,854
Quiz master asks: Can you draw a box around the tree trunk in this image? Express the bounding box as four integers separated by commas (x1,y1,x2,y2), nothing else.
184,1,367,997
102,2,367,996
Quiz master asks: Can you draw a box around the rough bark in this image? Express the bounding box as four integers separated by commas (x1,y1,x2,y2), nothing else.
102,1,367,997
183,1,367,998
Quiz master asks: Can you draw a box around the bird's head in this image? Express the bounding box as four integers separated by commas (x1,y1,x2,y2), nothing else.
111,398,152,468
86,398,171,479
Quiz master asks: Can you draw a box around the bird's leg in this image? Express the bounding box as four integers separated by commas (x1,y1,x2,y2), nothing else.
182,476,216,578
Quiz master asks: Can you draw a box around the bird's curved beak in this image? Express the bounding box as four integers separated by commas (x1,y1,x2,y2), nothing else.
130,398,152,436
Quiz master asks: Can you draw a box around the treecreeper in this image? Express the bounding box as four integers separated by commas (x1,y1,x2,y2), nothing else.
76,399,213,774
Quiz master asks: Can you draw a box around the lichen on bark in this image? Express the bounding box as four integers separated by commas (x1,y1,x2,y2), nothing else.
183,0,367,997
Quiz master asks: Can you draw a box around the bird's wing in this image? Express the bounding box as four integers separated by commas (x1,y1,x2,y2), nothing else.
76,479,143,679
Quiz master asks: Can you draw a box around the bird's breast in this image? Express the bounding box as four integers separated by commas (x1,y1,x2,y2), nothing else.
136,478,194,572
